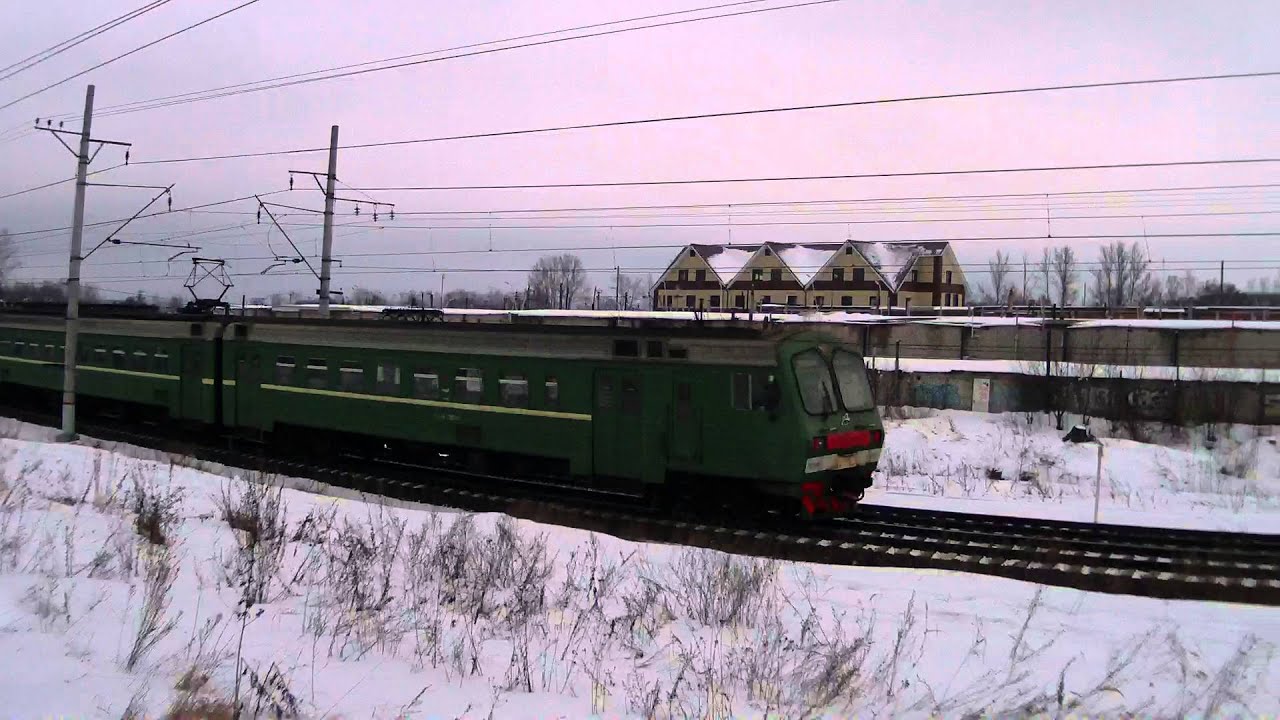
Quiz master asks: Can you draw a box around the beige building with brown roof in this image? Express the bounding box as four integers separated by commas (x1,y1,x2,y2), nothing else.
652,240,967,311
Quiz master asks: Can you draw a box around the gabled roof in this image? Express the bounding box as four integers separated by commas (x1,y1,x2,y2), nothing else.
692,243,760,284
851,241,948,289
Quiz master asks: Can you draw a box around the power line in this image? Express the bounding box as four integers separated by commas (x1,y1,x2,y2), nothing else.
0,0,263,113
352,158,1280,192
0,163,127,202
128,71,1280,165
0,0,174,83
3,189,289,241
72,0,837,124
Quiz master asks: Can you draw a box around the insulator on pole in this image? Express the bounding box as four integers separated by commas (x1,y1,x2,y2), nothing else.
124,150,129,164
289,175,294,190
167,195,172,211
373,210,378,222
389,209,394,220
256,208,262,223
354,205,360,215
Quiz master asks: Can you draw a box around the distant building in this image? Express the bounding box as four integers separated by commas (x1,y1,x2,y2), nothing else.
651,240,967,311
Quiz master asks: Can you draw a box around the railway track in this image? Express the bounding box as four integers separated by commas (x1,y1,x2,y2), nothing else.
4,406,1278,606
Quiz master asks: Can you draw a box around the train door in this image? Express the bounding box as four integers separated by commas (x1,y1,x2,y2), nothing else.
235,349,261,429
669,379,701,464
177,343,204,420
593,369,645,480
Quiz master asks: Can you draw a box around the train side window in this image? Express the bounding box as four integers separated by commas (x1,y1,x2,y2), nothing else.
45,344,56,360
131,350,149,371
93,347,107,365
612,339,639,357
112,349,127,369
731,372,752,411
545,377,559,409
412,370,439,399
305,359,328,389
339,361,364,392
275,356,296,385
13,341,24,356
0,341,9,355
675,382,692,420
455,368,483,404
155,351,170,373
499,375,529,408
621,377,641,416
376,362,400,394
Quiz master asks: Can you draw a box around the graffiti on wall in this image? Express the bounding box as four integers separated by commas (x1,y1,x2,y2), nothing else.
913,383,960,409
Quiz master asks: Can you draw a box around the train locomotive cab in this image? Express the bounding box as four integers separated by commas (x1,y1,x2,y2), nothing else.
777,335,882,515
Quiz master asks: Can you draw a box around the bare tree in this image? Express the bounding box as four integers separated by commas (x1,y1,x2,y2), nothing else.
609,271,651,310
1045,246,1078,306
0,228,15,290
527,254,586,309
1091,241,1155,307
986,250,1013,304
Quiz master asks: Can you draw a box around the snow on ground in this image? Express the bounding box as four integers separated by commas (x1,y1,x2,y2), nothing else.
0,422,1278,719
869,409,1280,532
863,356,1280,382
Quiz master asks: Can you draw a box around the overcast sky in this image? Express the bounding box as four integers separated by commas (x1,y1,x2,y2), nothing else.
1,0,1277,302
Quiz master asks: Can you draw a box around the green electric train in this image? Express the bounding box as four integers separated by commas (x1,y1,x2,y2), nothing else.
0,308,883,514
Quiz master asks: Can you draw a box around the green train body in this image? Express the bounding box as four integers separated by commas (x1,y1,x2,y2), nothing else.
0,310,883,512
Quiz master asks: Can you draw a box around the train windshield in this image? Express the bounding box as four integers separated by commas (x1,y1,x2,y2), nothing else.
832,350,875,411
792,349,839,415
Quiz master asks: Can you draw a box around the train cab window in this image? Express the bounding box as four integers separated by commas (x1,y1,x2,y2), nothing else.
112,349,127,369
621,377,641,416
833,350,875,411
455,368,483,404
412,370,439,399
793,349,839,415
131,350,149,371
155,351,170,373
731,373,752,411
499,375,529,408
275,356,296,385
544,377,560,409
305,359,328,389
376,362,401,394
339,361,364,392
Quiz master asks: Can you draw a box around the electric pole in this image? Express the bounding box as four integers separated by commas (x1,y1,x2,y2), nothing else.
318,125,338,318
36,85,132,441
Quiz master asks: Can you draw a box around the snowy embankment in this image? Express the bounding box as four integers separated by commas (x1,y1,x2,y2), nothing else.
869,409,1280,533
0,420,1278,718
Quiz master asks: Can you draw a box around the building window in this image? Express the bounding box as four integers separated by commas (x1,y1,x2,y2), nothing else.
305,359,328,388
731,372,752,410
734,294,745,308
814,296,824,307
786,295,798,305
545,377,559,408
455,368,483,404
339,361,364,392
678,269,688,281
832,268,844,282
695,269,706,282
853,268,865,282
688,248,696,257
413,369,439,399
685,295,695,308
763,247,772,256
752,269,764,282
871,296,879,307
844,247,853,255
499,375,529,408
376,362,400,393
770,269,782,282
841,296,853,306
708,295,721,308
761,295,772,305
665,295,673,307
911,270,918,283
946,270,953,284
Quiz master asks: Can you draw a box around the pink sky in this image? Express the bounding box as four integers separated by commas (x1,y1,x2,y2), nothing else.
1,0,1277,301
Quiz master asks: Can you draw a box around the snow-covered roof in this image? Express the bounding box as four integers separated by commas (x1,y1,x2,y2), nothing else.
851,241,946,289
1070,319,1280,331
696,244,758,283
774,244,836,285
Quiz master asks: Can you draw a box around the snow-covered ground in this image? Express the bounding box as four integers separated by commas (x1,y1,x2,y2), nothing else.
0,418,1278,718
870,409,1280,533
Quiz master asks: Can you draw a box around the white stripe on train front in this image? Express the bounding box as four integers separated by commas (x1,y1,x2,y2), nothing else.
804,448,881,473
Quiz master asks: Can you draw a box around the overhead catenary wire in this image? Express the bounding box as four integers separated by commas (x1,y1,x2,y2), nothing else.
0,0,264,112
0,163,127,202
125,71,1280,165
0,0,175,83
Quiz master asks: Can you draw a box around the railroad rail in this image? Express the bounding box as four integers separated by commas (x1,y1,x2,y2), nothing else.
3,405,1278,606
